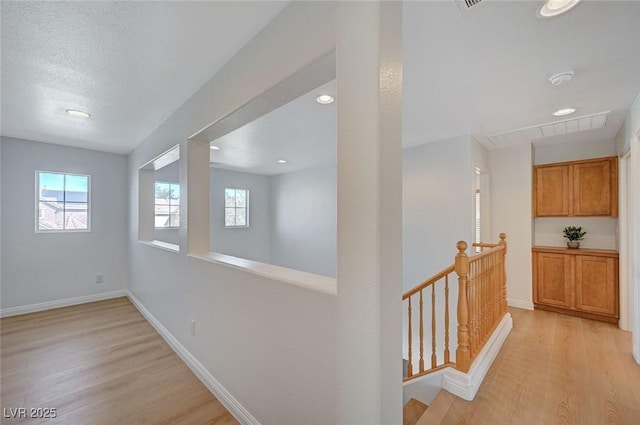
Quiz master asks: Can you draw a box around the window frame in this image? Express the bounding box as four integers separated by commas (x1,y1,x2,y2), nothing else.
224,187,250,228
154,181,181,229
35,170,91,233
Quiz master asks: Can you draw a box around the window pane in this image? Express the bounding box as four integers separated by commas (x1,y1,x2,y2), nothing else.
225,208,236,226
38,201,63,230
155,182,170,200
225,188,236,207
171,184,180,199
235,190,246,208
236,208,246,226
169,212,180,227
64,202,89,230
39,172,64,201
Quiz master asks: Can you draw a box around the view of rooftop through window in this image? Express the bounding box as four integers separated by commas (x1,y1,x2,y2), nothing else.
37,171,90,231
154,182,180,228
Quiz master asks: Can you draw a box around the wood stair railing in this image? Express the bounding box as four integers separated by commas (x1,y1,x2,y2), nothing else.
403,233,507,380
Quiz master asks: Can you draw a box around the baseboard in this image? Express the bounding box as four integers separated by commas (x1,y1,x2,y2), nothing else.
507,298,534,310
0,290,128,318
126,291,260,425
442,312,513,401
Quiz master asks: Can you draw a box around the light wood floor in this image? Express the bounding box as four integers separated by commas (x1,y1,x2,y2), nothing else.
425,307,640,425
0,297,239,425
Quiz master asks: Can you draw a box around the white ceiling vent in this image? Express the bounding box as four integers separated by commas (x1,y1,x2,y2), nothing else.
455,0,484,10
464,0,483,7
486,111,610,147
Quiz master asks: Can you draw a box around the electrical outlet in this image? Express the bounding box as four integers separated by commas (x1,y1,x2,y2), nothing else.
190,320,196,336
96,274,104,284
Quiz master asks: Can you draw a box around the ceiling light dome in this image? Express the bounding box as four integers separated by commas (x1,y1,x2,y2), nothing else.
537,0,582,18
553,107,576,116
65,109,90,118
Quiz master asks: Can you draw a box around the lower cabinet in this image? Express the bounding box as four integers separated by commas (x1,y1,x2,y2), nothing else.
532,246,619,323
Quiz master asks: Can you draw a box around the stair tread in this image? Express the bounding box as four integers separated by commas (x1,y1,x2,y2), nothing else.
403,398,428,425
414,390,457,425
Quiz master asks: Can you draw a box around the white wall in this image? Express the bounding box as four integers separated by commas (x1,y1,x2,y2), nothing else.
617,92,640,154
534,138,617,164
270,165,336,277
127,3,341,424
402,135,474,291
1,137,128,310
490,143,533,310
210,168,272,263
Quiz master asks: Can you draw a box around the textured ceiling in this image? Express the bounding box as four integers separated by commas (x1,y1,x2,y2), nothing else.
403,0,640,148
0,1,288,154
1,1,639,165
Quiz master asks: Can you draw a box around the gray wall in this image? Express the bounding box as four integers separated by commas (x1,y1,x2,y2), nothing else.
210,167,272,263
1,137,128,309
402,136,474,290
270,165,337,277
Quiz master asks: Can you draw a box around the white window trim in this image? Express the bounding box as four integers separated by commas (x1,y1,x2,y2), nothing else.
35,170,91,233
224,187,250,228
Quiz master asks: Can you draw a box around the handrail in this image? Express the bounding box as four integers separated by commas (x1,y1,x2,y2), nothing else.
403,233,508,380
402,264,455,299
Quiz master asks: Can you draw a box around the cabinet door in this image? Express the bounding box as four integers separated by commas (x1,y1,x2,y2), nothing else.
535,253,573,308
572,159,613,216
575,256,617,316
534,165,571,216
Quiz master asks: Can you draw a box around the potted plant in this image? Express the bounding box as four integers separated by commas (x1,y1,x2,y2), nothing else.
563,226,586,249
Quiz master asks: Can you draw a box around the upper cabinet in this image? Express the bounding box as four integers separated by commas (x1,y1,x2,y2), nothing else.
533,156,618,217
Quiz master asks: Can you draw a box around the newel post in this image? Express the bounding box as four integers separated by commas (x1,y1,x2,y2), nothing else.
455,241,471,372
499,233,508,315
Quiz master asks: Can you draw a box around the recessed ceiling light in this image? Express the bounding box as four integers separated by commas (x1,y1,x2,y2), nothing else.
537,0,582,18
65,109,90,118
553,107,576,116
210,145,221,150
277,159,288,164
316,94,334,105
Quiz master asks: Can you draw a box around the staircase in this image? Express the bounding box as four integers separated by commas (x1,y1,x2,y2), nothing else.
402,234,513,407
402,398,428,425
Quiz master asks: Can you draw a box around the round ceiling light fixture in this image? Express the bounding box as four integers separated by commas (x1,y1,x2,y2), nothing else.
553,107,577,116
65,109,91,118
315,94,334,105
277,159,288,164
210,145,221,150
548,71,575,86
537,0,582,18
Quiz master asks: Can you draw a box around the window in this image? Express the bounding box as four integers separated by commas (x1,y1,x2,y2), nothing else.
155,182,180,228
37,171,90,232
225,188,249,227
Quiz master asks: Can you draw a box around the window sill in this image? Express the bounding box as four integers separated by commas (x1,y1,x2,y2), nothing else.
139,240,180,253
189,252,337,296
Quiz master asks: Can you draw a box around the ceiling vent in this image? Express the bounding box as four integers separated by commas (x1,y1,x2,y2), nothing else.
486,111,610,147
455,0,483,10
463,0,483,8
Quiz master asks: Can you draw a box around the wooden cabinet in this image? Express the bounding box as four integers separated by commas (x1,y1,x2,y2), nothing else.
532,246,619,323
533,156,617,217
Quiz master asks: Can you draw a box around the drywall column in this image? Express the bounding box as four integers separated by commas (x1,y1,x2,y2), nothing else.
182,139,210,255
336,2,403,424
138,169,155,242
632,132,640,364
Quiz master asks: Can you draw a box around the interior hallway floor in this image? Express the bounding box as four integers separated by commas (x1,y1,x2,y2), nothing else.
423,307,640,425
0,297,238,425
